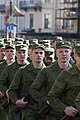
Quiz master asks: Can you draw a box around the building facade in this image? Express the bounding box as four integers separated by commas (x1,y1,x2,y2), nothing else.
0,0,79,39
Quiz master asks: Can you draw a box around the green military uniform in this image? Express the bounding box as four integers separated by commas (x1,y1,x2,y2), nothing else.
75,93,80,115
8,63,46,120
71,43,80,117
47,64,80,120
30,41,72,119
44,47,55,66
0,44,29,120
0,60,7,76
0,44,15,120
0,60,29,120
30,61,71,116
0,58,10,120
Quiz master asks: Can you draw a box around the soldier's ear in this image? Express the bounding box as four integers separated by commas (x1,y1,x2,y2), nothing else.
15,52,17,57
56,50,58,58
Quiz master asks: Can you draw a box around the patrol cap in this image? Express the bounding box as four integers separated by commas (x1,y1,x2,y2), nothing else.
5,44,15,50
0,43,5,49
4,38,12,45
15,44,28,51
75,43,80,56
29,39,38,44
53,36,62,42
13,38,24,45
0,39,4,43
39,40,50,44
45,48,54,56
32,44,45,51
43,40,50,48
56,41,71,49
23,40,29,46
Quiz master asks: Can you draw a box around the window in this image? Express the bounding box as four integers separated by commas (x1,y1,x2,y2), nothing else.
30,0,34,4
64,0,71,3
44,13,51,29
63,20,68,28
43,0,52,3
29,14,34,29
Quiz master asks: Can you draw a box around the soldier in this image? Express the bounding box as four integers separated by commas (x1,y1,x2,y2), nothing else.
29,41,72,119
47,43,80,120
8,44,46,120
51,36,62,50
43,40,50,48
39,40,50,48
0,43,5,62
0,44,15,76
0,44,15,120
13,38,24,45
0,44,29,120
44,48,55,66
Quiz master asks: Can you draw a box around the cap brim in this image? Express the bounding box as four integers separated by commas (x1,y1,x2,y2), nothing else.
57,45,71,49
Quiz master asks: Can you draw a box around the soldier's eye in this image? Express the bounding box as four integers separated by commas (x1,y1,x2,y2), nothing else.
65,50,69,53
35,52,38,54
35,52,43,54
40,52,43,54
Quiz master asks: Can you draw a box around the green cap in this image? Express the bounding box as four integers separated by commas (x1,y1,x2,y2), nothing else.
32,44,45,51
13,38,24,45
15,44,27,51
0,43,5,49
56,41,71,49
4,38,12,45
29,39,38,44
53,36,62,43
5,44,15,50
23,40,29,46
45,48,54,56
39,40,50,44
15,38,24,42
75,43,80,55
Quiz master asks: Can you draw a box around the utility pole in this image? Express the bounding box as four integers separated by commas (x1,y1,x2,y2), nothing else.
6,0,17,39
77,0,80,39
10,0,12,16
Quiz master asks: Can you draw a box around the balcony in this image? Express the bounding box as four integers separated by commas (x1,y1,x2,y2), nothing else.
61,0,78,4
20,1,42,11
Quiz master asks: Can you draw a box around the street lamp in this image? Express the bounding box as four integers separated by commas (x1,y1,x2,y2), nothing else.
10,0,12,16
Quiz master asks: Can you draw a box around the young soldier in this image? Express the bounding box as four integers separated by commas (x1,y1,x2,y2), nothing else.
30,41,72,119
0,44,29,120
0,44,15,120
0,44,15,76
47,43,80,120
8,44,46,120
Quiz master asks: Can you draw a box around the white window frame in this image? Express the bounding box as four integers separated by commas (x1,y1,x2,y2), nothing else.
28,12,35,29
42,10,52,29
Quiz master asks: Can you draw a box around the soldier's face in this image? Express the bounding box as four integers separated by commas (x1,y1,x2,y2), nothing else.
16,50,28,61
56,48,71,63
5,49,15,60
31,48,45,63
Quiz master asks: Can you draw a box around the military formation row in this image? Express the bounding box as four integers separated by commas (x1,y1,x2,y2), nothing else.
0,36,79,120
